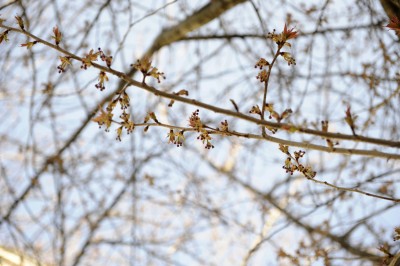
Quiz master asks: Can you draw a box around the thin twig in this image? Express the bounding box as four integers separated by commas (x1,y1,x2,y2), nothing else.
260,47,282,136
306,177,400,203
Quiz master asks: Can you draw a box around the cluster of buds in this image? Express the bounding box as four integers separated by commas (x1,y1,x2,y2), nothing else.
98,88,134,141
256,70,269,82
57,56,72,73
267,24,298,47
279,144,316,179
197,129,214,149
98,47,113,68
188,110,214,149
117,90,130,110
249,105,261,116
254,58,270,69
280,52,296,65
254,23,298,76
95,71,108,91
219,120,229,132
81,49,100,70
188,109,202,131
131,57,165,83
116,111,135,141
106,90,131,112
167,129,185,147
265,103,293,123
92,107,113,132
253,57,271,83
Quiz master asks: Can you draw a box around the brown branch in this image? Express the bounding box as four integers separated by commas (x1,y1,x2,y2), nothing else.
380,0,400,19
305,177,400,203
177,21,385,42
1,24,399,151
117,122,400,160
145,0,248,54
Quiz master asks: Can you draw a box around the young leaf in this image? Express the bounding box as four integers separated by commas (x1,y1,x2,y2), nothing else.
15,15,24,30
52,26,62,45
0,30,10,44
20,41,38,49
345,105,357,135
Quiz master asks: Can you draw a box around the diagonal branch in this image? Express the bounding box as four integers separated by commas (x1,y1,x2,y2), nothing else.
2,23,400,153
145,0,248,55
3,23,400,153
0,0,249,227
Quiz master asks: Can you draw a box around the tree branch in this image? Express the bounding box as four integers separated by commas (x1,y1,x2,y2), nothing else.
1,24,399,152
